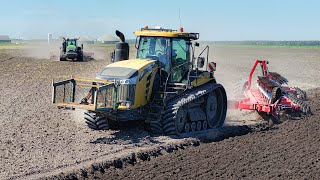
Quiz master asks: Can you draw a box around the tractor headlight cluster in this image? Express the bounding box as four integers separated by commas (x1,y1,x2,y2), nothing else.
126,102,131,109
119,76,137,85
120,79,130,84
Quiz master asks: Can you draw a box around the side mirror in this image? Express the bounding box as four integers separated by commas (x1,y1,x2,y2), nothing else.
197,57,205,68
110,50,115,63
81,44,84,49
135,37,139,49
195,42,200,47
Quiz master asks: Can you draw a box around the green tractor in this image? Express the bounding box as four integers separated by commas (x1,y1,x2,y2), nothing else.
60,38,84,61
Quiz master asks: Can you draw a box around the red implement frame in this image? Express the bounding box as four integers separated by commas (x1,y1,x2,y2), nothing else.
228,60,300,117
247,60,269,89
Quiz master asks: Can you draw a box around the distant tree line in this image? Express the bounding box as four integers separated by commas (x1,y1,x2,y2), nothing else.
205,41,320,46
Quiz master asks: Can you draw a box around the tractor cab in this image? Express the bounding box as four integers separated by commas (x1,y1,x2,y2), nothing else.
65,38,78,51
134,27,200,83
67,39,77,46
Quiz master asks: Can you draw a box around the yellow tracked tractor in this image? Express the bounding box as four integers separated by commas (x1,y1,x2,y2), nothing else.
52,27,227,135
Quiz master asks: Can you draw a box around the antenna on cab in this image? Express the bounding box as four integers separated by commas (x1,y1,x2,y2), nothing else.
179,8,182,29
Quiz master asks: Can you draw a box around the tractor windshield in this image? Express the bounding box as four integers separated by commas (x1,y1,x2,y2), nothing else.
137,37,171,72
67,40,77,46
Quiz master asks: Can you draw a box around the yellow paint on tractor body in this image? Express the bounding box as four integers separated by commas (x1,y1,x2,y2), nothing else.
191,72,214,87
105,59,159,109
106,59,152,69
132,63,158,108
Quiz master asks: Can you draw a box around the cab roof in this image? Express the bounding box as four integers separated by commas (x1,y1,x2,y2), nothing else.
134,28,199,40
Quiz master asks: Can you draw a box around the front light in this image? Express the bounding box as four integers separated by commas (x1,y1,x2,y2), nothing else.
120,79,130,84
126,102,131,109
119,76,138,85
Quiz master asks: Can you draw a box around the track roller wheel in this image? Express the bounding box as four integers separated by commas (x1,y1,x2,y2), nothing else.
202,121,208,130
84,111,109,130
191,122,196,132
184,123,190,133
196,121,202,131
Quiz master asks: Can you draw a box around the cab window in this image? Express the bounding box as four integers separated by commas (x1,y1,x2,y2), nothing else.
67,40,76,46
171,38,190,82
137,37,170,72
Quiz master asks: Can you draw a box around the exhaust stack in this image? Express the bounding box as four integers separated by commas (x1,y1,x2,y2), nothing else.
111,30,129,62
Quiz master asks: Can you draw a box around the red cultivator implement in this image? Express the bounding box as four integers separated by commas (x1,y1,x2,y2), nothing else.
229,60,311,121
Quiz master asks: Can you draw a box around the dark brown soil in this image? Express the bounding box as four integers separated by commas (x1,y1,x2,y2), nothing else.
98,89,320,180
0,46,319,179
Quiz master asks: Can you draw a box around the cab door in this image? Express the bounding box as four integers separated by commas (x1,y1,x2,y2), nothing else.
170,38,190,83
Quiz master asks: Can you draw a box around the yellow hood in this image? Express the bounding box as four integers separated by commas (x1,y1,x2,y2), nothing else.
106,59,156,70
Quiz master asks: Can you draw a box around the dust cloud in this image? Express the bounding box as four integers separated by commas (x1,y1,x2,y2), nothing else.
24,41,61,60
83,44,108,60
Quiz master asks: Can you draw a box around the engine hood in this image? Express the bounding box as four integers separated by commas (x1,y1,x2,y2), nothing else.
67,45,76,50
107,59,156,70
96,59,157,80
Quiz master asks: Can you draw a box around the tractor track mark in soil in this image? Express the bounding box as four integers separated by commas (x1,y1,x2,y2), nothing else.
94,88,320,180
38,122,271,179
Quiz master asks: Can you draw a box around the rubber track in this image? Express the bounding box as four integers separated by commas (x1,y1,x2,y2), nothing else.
161,83,226,135
84,111,109,130
147,104,164,135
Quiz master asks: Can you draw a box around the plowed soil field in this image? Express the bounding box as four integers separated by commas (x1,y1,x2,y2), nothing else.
0,45,319,179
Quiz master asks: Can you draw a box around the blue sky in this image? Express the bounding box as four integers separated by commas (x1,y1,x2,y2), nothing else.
0,0,319,40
